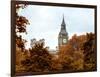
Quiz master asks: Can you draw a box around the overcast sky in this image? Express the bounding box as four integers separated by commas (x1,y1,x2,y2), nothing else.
18,5,94,50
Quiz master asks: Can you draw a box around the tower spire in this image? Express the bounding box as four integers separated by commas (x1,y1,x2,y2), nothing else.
58,15,68,48
62,14,65,26
61,14,66,31
63,14,64,22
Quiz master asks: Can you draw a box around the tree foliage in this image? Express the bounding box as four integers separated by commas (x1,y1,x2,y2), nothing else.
16,4,29,33
16,33,96,73
58,33,96,71
21,39,52,72
15,4,30,73
82,33,96,70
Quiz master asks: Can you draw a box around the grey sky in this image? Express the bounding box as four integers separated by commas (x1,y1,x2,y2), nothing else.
18,5,94,49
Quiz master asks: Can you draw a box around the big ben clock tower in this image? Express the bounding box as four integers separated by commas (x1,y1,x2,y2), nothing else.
58,15,68,48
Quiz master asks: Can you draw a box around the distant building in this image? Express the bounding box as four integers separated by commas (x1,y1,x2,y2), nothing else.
49,49,57,55
58,15,68,48
49,49,59,59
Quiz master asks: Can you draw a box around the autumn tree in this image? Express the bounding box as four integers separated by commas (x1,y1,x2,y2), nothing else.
21,39,52,72
58,44,74,70
82,33,96,71
16,4,29,50
68,34,86,51
15,4,30,73
58,34,86,71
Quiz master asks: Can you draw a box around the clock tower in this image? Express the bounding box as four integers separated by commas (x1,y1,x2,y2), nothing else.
58,15,68,48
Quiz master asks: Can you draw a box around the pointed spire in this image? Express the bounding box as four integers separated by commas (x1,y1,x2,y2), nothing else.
62,14,65,26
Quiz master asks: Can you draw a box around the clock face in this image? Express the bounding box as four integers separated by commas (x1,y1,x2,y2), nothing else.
63,39,67,43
